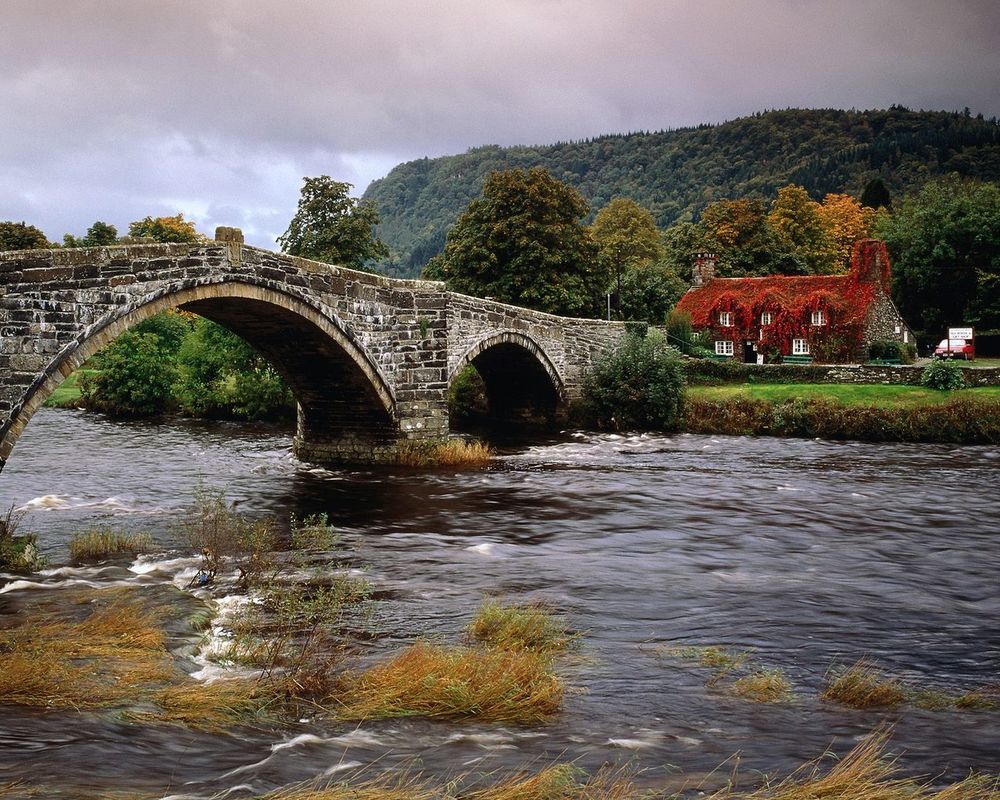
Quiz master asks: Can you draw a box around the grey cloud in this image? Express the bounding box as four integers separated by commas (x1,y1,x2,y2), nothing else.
2,0,998,248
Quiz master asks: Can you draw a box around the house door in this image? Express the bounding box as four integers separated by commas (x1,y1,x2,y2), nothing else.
743,341,756,363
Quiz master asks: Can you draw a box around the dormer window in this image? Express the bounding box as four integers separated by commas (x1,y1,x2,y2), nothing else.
718,311,733,327
760,312,773,326
811,309,826,326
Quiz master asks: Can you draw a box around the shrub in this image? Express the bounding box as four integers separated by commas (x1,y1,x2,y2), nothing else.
182,488,278,588
664,309,695,354
583,330,685,430
0,506,45,573
447,365,488,423
868,339,901,361
174,317,294,420
921,358,966,390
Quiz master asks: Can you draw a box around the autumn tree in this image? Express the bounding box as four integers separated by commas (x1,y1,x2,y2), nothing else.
767,185,840,274
426,167,602,317
697,198,798,277
877,176,1000,336
0,221,50,251
278,176,388,268
591,197,664,317
128,214,202,243
818,193,875,269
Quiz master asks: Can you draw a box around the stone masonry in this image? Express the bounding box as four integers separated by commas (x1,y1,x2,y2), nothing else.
0,232,626,472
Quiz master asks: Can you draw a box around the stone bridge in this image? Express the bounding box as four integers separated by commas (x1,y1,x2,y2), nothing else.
0,229,626,472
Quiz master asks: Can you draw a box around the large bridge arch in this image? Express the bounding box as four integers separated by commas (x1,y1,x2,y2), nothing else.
0,279,399,468
449,330,568,426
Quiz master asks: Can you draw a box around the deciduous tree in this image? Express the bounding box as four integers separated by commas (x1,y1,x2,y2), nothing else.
591,197,664,316
877,176,1000,335
128,214,202,243
818,194,875,270
0,221,50,251
767,185,840,274
428,167,602,317
278,176,388,268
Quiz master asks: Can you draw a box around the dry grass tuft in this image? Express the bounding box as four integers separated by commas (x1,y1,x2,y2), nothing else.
730,669,793,704
467,600,573,655
821,659,907,709
956,685,1000,711
706,730,1000,800
134,678,279,731
332,641,563,724
397,439,493,468
68,527,154,562
0,596,170,709
261,764,642,800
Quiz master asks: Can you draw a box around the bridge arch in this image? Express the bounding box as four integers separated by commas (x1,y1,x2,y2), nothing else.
449,330,567,426
0,279,398,468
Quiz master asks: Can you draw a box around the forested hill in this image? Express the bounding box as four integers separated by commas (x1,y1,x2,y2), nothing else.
362,107,1000,277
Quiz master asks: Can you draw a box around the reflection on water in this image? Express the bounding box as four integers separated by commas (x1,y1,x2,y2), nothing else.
1,408,999,796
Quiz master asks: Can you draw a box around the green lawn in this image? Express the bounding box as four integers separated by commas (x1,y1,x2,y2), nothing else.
687,383,1000,408
44,369,98,408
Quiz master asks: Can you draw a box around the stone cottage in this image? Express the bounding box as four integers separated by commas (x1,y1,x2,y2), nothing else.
673,239,914,363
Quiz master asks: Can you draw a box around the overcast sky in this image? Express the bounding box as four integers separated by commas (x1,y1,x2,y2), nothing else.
3,0,999,249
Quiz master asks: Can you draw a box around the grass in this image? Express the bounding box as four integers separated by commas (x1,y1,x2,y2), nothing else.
260,765,641,800
396,439,493,468
43,368,99,408
331,641,563,724
0,587,281,729
730,669,793,703
706,729,1000,800
821,659,908,709
467,600,574,655
688,383,1000,408
68,527,155,561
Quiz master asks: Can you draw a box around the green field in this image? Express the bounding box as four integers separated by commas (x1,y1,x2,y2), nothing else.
687,383,1000,408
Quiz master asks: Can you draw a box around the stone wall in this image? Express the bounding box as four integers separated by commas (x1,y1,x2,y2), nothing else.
683,358,1000,386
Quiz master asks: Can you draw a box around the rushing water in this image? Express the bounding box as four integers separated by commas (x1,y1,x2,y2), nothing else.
1,407,999,797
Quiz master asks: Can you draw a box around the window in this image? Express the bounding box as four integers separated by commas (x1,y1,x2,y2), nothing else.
760,312,773,326
811,309,826,326
715,340,734,356
718,311,733,327
792,338,810,355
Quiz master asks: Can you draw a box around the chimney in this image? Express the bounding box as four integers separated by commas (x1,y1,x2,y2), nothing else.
692,252,717,288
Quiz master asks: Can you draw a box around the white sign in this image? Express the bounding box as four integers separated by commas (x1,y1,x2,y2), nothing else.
948,326,974,340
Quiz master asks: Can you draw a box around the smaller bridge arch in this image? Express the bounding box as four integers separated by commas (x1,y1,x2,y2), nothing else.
449,330,568,426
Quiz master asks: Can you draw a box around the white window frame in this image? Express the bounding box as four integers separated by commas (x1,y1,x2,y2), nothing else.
715,340,734,356
810,309,826,326
760,312,773,326
718,311,733,327
792,338,810,355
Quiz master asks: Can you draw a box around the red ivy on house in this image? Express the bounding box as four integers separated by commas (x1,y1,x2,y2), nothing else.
675,240,890,363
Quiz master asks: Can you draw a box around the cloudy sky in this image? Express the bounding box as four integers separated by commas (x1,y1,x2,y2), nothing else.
3,0,999,249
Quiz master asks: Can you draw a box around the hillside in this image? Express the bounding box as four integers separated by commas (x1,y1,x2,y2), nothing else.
362,107,1000,278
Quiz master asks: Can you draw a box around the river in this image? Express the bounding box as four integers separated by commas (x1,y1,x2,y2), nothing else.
1,408,999,797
